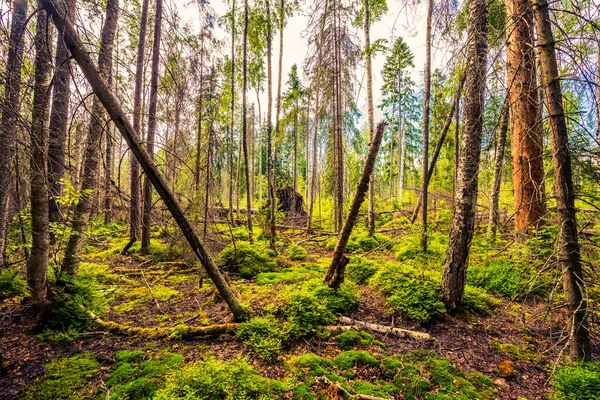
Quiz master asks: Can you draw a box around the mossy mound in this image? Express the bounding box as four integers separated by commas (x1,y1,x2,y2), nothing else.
217,241,278,278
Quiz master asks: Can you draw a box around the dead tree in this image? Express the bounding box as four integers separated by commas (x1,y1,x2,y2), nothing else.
532,0,590,361
325,122,386,289
41,0,246,321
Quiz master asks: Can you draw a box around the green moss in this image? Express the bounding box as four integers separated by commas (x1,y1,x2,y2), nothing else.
394,232,446,262
105,351,184,399
492,340,542,363
153,356,288,399
218,241,278,278
237,316,284,361
0,267,27,301
255,266,319,285
462,285,498,315
287,353,334,379
346,257,378,284
334,350,379,370
467,257,541,299
21,352,99,399
326,232,391,253
285,244,308,261
113,285,179,314
336,330,374,350
550,361,600,400
37,327,79,345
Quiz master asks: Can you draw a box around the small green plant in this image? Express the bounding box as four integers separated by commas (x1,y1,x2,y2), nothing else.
21,352,99,399
153,356,288,399
467,257,540,299
105,350,184,399
551,361,600,400
37,327,79,345
217,241,278,278
462,285,498,315
0,267,27,301
255,266,320,285
285,243,308,261
326,232,391,253
346,257,378,284
237,316,284,361
336,330,374,350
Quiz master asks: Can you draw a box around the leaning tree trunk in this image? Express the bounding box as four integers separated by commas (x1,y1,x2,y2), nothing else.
441,0,488,311
420,0,433,252
62,0,119,275
488,99,509,238
533,0,590,361
41,0,246,321
325,122,386,289
141,0,163,253
364,0,376,236
410,73,465,223
123,0,149,254
506,0,547,236
28,9,53,309
48,0,76,234
0,0,28,266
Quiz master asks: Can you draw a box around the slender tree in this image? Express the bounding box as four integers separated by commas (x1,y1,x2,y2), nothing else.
420,0,433,252
229,0,236,226
364,0,376,236
62,0,119,274
142,0,164,253
532,0,590,361
266,0,277,249
28,9,53,309
441,0,488,311
489,99,509,238
0,0,28,266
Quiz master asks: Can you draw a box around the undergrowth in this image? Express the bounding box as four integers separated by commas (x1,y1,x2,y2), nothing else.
550,361,600,400
218,241,278,278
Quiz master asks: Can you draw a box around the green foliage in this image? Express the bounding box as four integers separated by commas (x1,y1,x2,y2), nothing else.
217,241,278,278
21,352,99,399
551,361,600,400
467,257,536,299
326,232,390,253
372,263,446,322
0,267,27,301
255,265,321,285
394,232,446,262
334,350,379,370
492,340,542,363
286,353,334,379
37,327,79,345
153,356,288,399
42,274,106,331
462,285,498,315
105,350,184,399
112,285,179,314
336,330,374,350
236,316,284,361
285,243,308,261
346,257,378,284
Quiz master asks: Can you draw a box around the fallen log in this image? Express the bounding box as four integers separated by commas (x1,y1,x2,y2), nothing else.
332,316,431,340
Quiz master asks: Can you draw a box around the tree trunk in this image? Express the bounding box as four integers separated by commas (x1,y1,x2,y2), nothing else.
28,9,53,309
489,99,509,238
532,0,590,361
364,0,376,236
123,0,148,254
411,73,465,223
506,0,547,236
293,97,299,217
141,0,163,253
41,0,246,321
48,0,76,235
397,73,404,202
325,122,386,289
441,0,488,311
272,0,285,247
0,0,27,267
266,0,277,250
420,0,433,252
333,1,344,233
229,0,236,227
307,81,321,234
453,88,460,202
62,0,119,275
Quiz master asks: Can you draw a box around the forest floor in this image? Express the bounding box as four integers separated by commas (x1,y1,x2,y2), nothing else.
0,220,596,399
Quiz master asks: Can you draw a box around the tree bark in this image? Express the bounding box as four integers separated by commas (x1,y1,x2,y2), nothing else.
411,73,466,223
41,0,246,321
123,0,149,254
0,0,28,267
364,0,376,236
505,0,547,236
141,0,163,253
229,0,236,226
266,0,277,249
532,0,590,361
420,0,433,252
48,0,76,234
28,9,53,308
325,122,386,289
489,99,509,238
397,73,404,202
62,0,119,275
272,0,285,247
441,0,488,311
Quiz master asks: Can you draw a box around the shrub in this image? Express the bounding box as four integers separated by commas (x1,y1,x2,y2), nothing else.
551,361,600,400
371,263,446,322
346,257,378,284
217,241,278,278
285,243,308,261
153,356,288,399
105,351,184,399
0,267,27,301
237,316,284,361
336,330,374,350
21,352,99,399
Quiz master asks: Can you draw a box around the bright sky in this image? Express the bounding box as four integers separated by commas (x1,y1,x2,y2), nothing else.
174,0,448,125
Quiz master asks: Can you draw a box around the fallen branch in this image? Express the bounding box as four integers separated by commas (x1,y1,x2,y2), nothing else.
333,316,431,340
316,376,391,400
